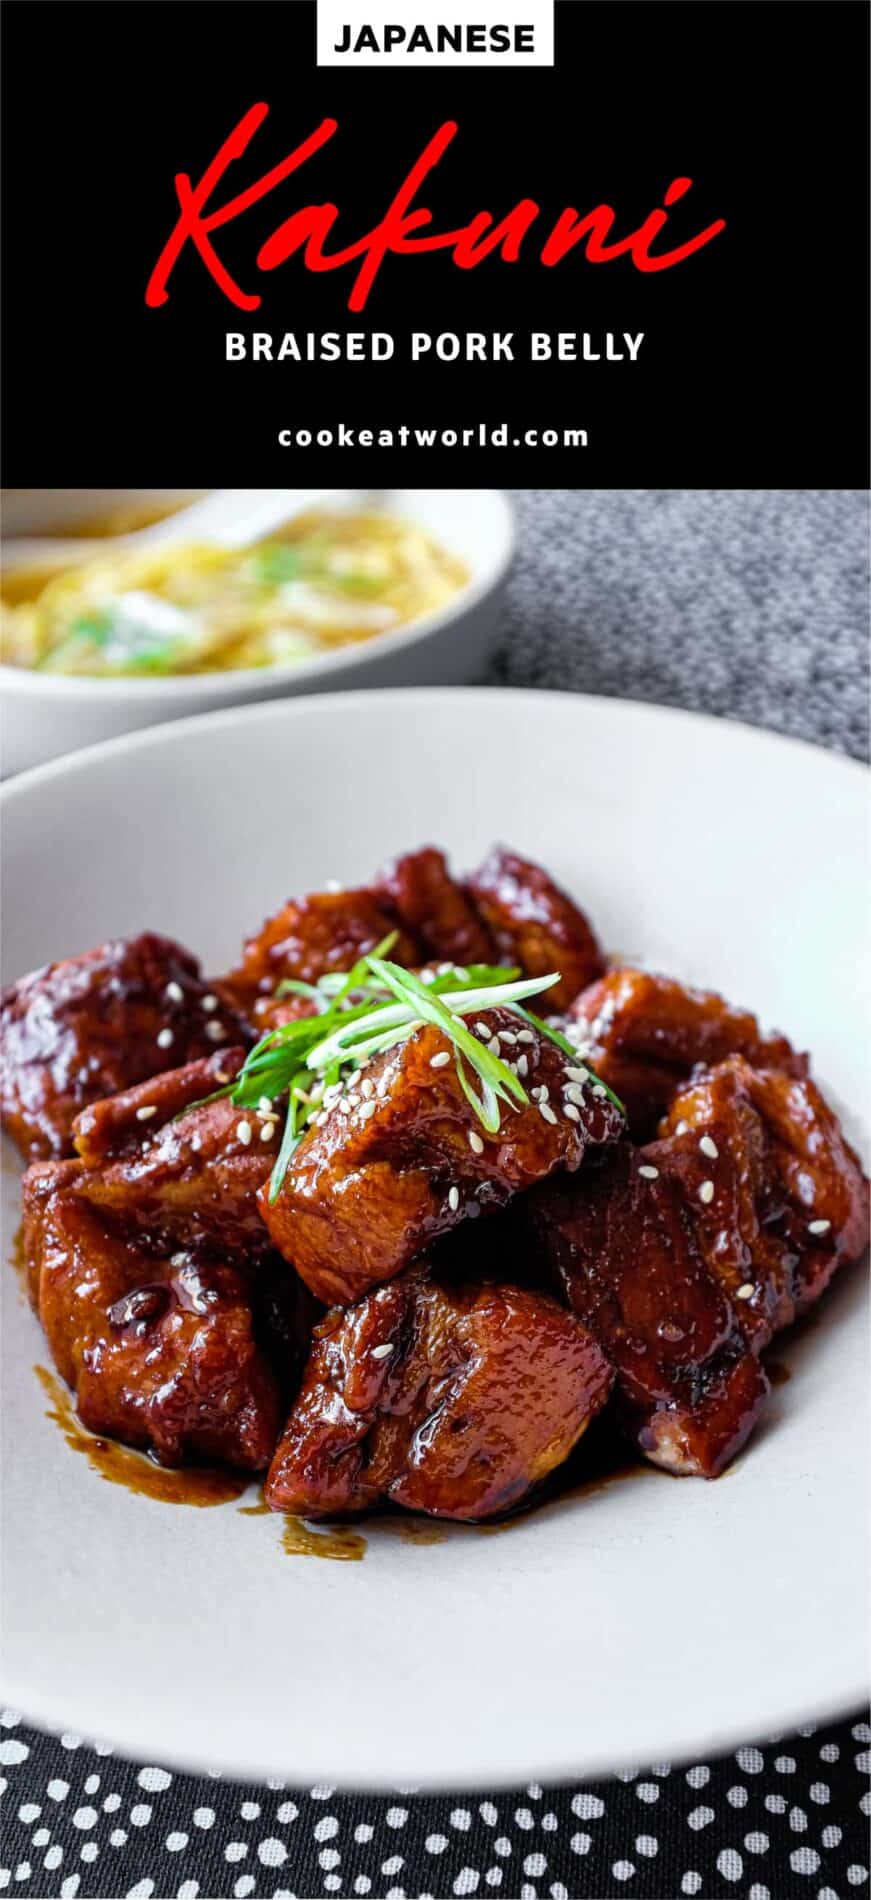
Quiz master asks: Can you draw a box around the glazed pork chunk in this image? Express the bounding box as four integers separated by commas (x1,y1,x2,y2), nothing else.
377,846,496,966
260,1007,626,1307
527,1148,769,1478
266,1261,614,1521
568,968,807,1138
224,885,421,1010
657,1056,869,1334
23,1169,282,1469
69,1050,279,1259
527,1055,868,1476
0,933,247,1161
465,847,604,1012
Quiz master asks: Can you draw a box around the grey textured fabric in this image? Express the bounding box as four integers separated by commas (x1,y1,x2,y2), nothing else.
491,491,869,762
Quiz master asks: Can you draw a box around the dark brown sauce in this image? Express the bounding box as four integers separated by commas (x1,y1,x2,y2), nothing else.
281,1517,366,1561
34,1359,650,1546
33,1365,248,1507
239,1488,366,1559
8,1220,27,1292
372,1514,448,1545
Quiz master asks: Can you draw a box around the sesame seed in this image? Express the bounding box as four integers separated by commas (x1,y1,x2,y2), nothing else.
371,1342,394,1360
808,1218,832,1235
258,1096,273,1114
592,1085,608,1098
487,1037,501,1056
156,1027,174,1049
539,1102,558,1125
448,1185,460,1211
517,1029,535,1044
499,1029,517,1045
359,1101,377,1121
565,1065,590,1084
699,1135,719,1160
638,1164,659,1180
213,1070,229,1084
437,962,453,977
698,1180,715,1204
360,1078,374,1099
190,1132,202,1151
735,1282,754,1300
136,1104,158,1121
564,1084,587,1107
165,981,184,1004
201,993,219,1012
260,1122,275,1142
237,1120,253,1146
475,1021,492,1038
564,1103,581,1121
675,1120,690,1135
205,1022,226,1042
171,1251,187,1267
536,1083,550,1101
430,1051,451,1069
516,1054,529,1078
468,1129,484,1154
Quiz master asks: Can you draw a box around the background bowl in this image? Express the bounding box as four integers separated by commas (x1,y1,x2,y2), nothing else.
0,489,514,774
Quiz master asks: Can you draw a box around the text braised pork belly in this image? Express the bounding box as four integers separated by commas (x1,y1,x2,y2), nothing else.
265,1260,614,1521
260,1006,625,1306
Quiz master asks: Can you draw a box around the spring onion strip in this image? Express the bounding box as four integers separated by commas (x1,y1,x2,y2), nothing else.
189,945,621,1203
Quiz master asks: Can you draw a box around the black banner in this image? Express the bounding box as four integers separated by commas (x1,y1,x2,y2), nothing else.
2,0,868,485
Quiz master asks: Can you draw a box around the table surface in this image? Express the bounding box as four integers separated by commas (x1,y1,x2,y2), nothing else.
3,489,869,1900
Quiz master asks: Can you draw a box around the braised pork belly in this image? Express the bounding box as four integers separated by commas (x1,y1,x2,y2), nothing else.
266,1261,613,1520
261,1005,624,1307
0,933,247,1160
567,967,807,1139
3,842,866,1520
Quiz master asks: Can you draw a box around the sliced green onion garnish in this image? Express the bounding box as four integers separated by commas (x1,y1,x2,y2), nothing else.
190,946,620,1203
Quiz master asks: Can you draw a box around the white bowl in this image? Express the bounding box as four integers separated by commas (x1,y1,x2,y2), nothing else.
0,489,514,774
2,688,867,1787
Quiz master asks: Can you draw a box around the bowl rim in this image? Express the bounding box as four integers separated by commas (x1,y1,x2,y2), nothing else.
0,489,515,701
3,681,867,807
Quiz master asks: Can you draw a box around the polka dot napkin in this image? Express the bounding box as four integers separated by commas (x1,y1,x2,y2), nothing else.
1,1708,868,1898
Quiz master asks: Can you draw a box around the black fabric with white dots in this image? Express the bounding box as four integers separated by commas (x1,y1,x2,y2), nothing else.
1,1708,868,1899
